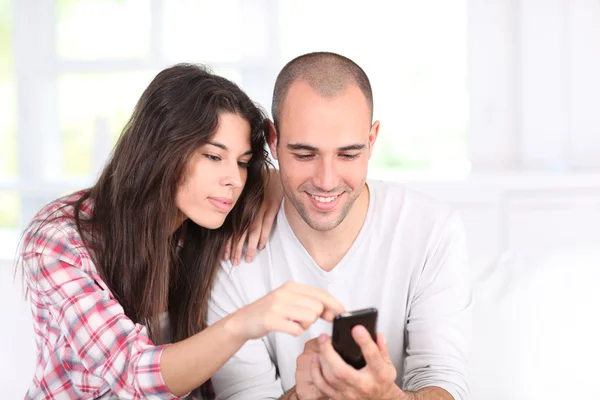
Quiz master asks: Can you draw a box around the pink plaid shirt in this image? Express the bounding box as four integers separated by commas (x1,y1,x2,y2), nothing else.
21,192,184,399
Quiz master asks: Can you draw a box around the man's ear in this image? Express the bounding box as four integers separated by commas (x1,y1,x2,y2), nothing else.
368,120,380,159
266,119,279,160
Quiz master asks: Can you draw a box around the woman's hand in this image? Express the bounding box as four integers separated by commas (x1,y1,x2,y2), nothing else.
225,168,283,265
226,281,345,341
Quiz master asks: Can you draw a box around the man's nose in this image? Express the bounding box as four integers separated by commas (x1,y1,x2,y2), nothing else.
313,158,339,192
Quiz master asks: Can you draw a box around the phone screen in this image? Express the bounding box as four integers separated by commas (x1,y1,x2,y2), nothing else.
331,307,378,369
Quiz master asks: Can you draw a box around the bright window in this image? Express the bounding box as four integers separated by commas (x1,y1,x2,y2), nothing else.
0,0,470,259
277,0,469,171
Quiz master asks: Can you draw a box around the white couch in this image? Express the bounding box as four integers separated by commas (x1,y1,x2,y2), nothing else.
0,259,36,399
3,245,599,399
469,245,600,399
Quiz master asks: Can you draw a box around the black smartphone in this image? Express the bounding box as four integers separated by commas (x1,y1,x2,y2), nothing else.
331,307,378,369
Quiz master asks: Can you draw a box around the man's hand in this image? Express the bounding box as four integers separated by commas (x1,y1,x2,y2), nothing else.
225,168,283,265
295,338,329,400
309,326,403,400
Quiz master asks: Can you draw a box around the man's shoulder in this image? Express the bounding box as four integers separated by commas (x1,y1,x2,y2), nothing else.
368,179,455,221
366,179,462,251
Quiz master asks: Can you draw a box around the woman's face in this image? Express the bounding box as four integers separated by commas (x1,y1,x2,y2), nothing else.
175,112,253,229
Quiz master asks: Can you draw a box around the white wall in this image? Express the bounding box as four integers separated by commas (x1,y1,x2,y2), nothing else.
469,0,600,170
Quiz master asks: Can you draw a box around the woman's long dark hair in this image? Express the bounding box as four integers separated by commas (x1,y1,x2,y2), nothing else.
24,64,269,344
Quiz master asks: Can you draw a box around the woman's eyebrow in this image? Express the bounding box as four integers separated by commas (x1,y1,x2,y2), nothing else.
207,141,252,156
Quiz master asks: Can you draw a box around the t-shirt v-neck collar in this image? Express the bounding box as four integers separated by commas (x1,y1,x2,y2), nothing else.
278,183,375,284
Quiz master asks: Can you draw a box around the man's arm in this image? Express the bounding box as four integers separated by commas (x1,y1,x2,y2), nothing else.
403,213,473,400
403,386,455,400
279,386,298,400
281,383,453,400
207,262,284,400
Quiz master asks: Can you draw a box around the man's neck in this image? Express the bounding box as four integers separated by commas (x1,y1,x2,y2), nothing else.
284,184,370,272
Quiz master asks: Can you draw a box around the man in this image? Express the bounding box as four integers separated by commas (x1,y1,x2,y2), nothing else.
207,52,472,400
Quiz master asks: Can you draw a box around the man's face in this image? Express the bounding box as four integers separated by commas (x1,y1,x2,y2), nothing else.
270,80,379,232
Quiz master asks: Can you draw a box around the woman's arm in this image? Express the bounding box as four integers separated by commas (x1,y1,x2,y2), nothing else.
161,281,345,396
159,312,243,396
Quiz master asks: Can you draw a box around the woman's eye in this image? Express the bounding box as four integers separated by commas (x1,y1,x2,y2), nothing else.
204,154,221,162
238,161,250,169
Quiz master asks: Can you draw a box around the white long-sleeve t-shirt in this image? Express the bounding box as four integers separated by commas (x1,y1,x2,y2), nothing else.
208,180,473,400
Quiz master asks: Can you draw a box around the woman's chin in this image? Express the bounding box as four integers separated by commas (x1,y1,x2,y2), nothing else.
190,215,227,230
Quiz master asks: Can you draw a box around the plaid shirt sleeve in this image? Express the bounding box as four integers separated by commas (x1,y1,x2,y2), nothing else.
23,222,182,399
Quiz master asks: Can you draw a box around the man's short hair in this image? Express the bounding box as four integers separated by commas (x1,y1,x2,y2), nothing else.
271,52,374,138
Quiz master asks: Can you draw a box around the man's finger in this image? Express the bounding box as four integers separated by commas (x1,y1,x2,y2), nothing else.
296,352,313,375
317,334,361,389
303,337,320,353
352,325,384,369
376,332,392,361
310,354,338,399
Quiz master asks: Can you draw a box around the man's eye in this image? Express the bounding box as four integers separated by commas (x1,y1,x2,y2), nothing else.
340,153,360,160
294,154,314,160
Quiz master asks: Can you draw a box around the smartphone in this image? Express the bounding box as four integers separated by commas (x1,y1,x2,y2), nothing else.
331,307,378,369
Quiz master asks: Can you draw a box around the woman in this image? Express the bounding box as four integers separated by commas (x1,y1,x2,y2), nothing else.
19,64,344,399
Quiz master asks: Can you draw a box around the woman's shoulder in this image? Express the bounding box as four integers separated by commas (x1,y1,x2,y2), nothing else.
21,190,93,261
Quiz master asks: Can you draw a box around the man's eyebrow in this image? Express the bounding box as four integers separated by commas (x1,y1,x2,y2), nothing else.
337,144,366,151
287,143,318,151
286,143,367,152
207,141,252,156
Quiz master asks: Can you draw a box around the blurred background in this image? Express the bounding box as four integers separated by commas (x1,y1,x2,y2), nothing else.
1,1,599,399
